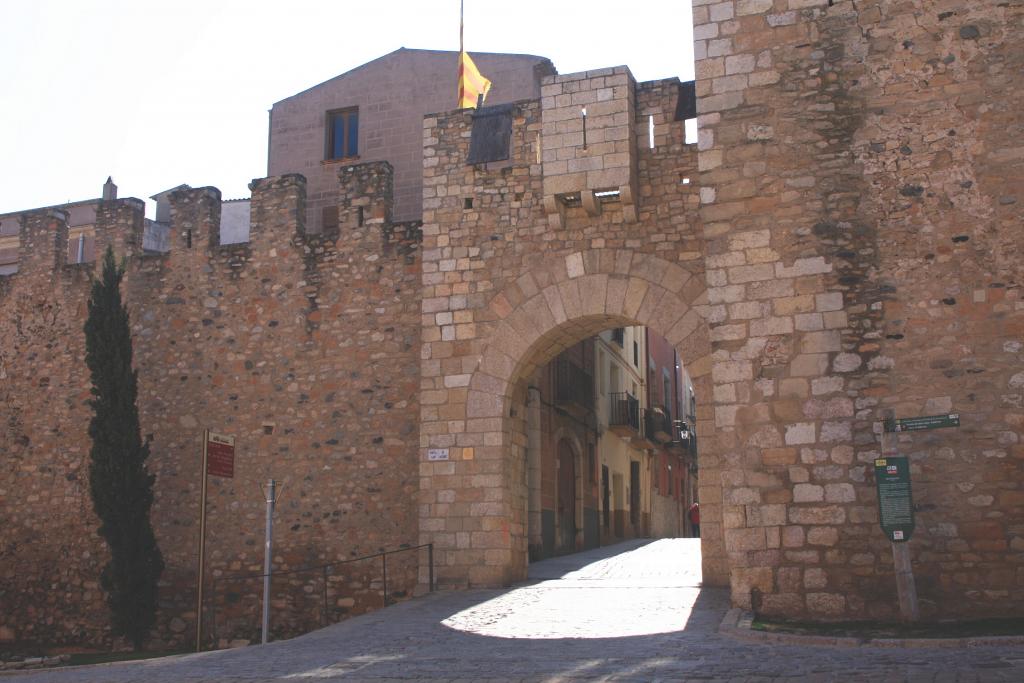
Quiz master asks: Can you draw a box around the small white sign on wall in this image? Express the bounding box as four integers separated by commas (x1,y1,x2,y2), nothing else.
427,448,450,461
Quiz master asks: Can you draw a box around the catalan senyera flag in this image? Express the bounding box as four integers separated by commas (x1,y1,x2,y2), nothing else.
458,50,492,109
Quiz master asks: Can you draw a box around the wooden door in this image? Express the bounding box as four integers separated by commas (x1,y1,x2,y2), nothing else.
557,440,576,553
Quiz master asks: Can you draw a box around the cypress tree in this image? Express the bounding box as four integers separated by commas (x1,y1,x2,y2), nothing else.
84,246,164,649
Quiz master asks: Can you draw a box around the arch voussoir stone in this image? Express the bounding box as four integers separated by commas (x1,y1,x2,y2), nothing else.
490,320,530,361
579,274,609,317
651,292,692,338
630,252,670,285
666,308,703,347
521,293,558,336
506,308,543,347
622,278,649,319
635,283,668,328
556,278,583,320
479,347,517,382
604,275,630,317
661,262,692,294
541,285,568,326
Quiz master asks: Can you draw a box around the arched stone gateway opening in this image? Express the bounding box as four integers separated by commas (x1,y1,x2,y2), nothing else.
419,249,727,588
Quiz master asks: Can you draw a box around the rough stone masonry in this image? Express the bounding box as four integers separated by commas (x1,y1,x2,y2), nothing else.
1,0,1022,649
689,0,1023,618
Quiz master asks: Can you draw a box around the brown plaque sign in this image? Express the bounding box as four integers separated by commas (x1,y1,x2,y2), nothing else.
206,431,235,478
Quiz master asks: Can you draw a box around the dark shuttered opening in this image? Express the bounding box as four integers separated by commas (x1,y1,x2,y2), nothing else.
674,81,697,121
467,103,514,165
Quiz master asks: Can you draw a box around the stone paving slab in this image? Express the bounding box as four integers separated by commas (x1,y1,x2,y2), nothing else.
6,539,1024,682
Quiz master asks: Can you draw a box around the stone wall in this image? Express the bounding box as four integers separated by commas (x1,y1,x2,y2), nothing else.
0,166,423,647
693,0,1023,619
0,203,142,647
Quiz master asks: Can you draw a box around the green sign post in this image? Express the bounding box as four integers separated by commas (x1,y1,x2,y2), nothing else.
874,456,914,542
884,413,959,433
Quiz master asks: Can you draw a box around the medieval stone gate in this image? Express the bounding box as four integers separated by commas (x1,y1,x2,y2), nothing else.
415,1,1024,622
413,70,728,589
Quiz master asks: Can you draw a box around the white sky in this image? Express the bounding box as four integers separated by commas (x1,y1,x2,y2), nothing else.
0,1,694,217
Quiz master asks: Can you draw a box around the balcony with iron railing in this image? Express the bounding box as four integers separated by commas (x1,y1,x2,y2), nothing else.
554,359,594,418
608,392,640,438
647,405,674,443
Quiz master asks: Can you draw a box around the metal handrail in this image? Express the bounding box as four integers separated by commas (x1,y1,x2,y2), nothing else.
208,542,433,647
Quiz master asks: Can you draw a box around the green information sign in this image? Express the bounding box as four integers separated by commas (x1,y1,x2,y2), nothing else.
875,456,914,542
884,413,959,433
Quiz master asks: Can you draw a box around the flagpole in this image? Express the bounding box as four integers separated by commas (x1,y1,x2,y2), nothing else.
458,0,464,106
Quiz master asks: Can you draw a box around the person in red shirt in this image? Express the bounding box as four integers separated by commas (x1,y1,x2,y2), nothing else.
688,502,700,537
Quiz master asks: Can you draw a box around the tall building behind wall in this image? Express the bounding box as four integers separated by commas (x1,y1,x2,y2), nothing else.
267,48,554,230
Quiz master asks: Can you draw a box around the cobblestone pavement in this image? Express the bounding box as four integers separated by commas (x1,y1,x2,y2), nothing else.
9,539,1024,682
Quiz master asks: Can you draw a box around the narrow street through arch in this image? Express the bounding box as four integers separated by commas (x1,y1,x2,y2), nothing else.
10,539,1024,682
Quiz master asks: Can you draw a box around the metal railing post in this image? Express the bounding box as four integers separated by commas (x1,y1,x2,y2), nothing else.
210,578,217,650
321,566,328,627
382,552,388,605
428,543,435,592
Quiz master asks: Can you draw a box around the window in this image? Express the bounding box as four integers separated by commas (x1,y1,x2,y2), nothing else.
633,341,639,367
663,372,672,415
67,226,96,264
326,108,358,160
611,327,624,346
0,234,18,275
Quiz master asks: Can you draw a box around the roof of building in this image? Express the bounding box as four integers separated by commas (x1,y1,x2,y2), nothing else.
272,47,553,106
150,184,191,201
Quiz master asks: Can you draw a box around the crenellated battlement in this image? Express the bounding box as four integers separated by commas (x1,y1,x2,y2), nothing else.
0,164,420,300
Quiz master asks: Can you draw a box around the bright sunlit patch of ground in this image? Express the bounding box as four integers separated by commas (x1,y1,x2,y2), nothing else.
441,584,698,639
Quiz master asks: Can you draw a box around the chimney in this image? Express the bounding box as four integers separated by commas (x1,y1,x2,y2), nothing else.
103,176,118,201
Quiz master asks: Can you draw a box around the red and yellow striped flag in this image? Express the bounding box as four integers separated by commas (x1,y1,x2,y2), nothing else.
458,50,492,109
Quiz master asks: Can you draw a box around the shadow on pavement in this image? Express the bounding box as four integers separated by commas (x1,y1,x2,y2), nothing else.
12,539,1024,681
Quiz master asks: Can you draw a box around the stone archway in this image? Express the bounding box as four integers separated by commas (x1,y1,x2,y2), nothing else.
418,249,725,588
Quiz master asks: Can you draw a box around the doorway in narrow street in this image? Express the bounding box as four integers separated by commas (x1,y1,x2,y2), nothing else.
556,439,577,554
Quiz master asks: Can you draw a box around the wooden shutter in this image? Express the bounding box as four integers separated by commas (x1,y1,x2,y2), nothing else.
674,81,697,121
467,104,513,165
321,205,339,233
